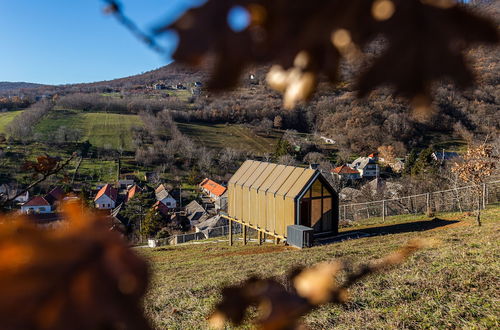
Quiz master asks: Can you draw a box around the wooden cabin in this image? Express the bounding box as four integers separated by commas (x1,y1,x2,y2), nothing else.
226,160,339,240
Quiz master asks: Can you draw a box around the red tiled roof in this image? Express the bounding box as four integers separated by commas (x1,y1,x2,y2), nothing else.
126,185,141,202
153,201,170,215
368,152,379,158
200,179,227,197
332,165,359,175
94,184,118,202
199,178,209,187
24,196,51,207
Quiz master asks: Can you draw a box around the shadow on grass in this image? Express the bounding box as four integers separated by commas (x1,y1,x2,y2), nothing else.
318,218,459,244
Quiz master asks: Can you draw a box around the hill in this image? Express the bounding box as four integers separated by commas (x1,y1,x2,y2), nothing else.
140,205,499,329
0,82,49,92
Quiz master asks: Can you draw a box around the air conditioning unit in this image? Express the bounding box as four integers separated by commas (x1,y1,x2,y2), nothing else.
287,225,314,248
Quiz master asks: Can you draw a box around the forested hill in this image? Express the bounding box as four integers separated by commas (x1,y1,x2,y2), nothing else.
0,82,48,92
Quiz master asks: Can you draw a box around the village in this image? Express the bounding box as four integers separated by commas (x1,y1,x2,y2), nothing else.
0,148,466,248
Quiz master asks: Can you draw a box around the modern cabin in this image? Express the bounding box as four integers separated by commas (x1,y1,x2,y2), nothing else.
226,160,339,240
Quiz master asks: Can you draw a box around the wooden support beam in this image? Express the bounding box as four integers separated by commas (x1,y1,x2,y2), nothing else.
228,219,233,246
243,225,247,245
221,214,285,241
258,231,262,245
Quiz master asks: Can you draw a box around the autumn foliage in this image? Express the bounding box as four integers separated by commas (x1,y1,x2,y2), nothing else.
0,203,150,330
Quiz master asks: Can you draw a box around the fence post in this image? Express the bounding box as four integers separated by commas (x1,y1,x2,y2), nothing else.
229,220,233,246
382,200,385,222
426,193,430,214
482,183,487,209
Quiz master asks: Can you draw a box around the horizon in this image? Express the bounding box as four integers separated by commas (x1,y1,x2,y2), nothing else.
0,0,204,85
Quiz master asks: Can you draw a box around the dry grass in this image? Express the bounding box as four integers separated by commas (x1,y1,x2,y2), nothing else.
140,205,500,329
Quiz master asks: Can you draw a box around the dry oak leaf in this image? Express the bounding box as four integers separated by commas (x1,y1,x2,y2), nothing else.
162,0,498,109
0,202,151,330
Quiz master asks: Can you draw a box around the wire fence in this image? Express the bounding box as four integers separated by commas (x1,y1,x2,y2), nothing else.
339,180,500,224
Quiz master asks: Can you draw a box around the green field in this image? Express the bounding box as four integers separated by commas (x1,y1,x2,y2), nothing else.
140,205,499,329
178,122,280,154
35,109,143,150
0,110,24,134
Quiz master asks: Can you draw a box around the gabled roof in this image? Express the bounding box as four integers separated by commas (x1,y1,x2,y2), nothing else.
126,185,141,202
229,161,318,199
200,179,226,197
44,187,65,205
156,189,174,202
332,165,359,175
94,184,118,202
155,184,168,194
153,201,170,215
24,196,50,207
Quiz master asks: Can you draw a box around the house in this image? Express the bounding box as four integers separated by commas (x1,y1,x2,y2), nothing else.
125,184,141,202
194,214,229,237
44,187,65,206
432,151,459,163
199,178,227,201
155,185,177,208
351,157,379,178
0,184,30,204
185,200,208,224
118,175,136,189
214,190,228,211
227,160,339,239
320,136,335,144
153,201,170,216
94,184,118,209
153,83,166,90
21,196,52,214
332,165,361,180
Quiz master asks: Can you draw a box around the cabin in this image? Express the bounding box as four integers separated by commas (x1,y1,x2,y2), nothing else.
94,184,118,210
226,160,339,242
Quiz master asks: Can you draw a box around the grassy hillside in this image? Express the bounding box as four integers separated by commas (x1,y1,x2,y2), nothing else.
178,122,280,154
0,110,24,134
140,205,499,329
34,109,143,150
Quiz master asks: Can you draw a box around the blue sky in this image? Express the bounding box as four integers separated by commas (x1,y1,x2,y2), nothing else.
0,0,204,85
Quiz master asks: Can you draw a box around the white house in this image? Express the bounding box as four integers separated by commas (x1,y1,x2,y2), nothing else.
351,157,379,178
155,185,177,208
21,196,52,214
94,184,118,209
320,136,335,144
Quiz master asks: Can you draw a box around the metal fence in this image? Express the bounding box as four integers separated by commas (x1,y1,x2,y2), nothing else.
339,180,500,224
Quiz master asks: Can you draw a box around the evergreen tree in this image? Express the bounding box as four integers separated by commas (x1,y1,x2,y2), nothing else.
142,208,163,238
411,148,436,176
121,186,156,232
